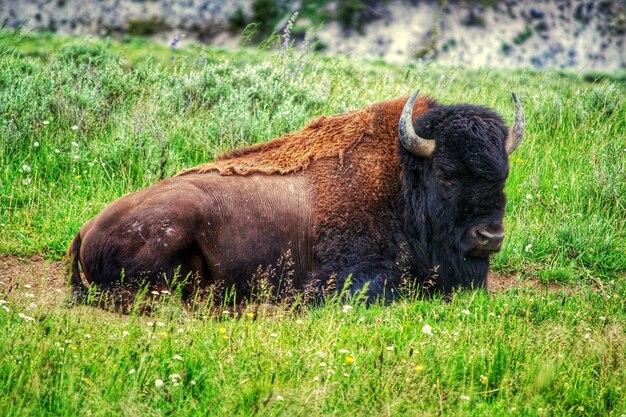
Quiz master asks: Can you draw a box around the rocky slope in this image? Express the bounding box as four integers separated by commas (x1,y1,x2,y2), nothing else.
2,0,625,70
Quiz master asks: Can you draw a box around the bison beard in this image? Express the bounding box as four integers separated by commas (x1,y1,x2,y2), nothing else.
68,90,524,306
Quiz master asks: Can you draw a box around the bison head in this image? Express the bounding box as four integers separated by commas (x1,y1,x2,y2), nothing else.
398,90,525,291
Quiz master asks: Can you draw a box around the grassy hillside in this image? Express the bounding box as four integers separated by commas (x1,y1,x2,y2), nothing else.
0,30,625,416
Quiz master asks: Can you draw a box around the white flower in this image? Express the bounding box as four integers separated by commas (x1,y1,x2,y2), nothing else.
18,313,35,322
22,165,31,173
599,316,606,321
71,142,79,147
128,369,136,375
525,244,533,253
275,395,284,401
150,291,160,296
342,305,353,313
54,148,60,154
525,194,533,200
421,324,432,335
155,379,164,388
84,334,91,339
296,319,304,324
25,293,35,298
71,125,79,131
23,177,32,186
553,184,558,190
190,380,196,385
33,142,40,148
172,354,183,361
270,333,278,338
73,155,79,160
386,346,394,351
338,349,350,354
122,330,130,337
2,306,9,313
169,374,181,380
461,395,470,401
155,321,165,327
160,290,171,295
319,362,327,367
42,120,50,125
0,300,6,305
461,309,470,316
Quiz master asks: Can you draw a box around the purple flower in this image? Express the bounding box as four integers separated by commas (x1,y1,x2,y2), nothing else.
170,35,180,49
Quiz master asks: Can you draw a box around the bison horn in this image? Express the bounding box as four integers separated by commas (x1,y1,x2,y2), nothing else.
398,89,436,158
505,92,525,154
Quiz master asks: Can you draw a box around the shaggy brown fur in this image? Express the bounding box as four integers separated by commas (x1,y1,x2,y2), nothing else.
177,96,436,290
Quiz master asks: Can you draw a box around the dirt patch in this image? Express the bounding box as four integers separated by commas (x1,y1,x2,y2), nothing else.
0,255,563,306
0,255,68,306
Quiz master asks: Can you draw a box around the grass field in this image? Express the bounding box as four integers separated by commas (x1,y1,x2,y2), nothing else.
0,29,625,416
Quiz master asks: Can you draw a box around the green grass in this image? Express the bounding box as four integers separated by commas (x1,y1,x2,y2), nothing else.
1,30,625,416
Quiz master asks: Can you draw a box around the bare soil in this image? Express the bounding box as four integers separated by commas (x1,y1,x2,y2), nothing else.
0,255,565,304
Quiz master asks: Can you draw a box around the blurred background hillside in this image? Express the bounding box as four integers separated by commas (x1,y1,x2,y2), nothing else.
2,0,625,70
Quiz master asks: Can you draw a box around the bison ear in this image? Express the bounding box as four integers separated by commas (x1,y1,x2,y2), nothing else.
505,92,525,154
398,89,436,158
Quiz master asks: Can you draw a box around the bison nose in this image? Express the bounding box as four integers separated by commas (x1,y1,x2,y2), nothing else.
466,223,505,257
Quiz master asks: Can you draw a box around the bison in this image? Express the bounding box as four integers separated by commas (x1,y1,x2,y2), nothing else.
68,89,525,304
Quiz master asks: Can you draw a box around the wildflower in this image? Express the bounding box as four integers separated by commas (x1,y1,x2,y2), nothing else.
23,177,32,186
42,120,50,125
155,379,164,388
22,165,31,173
553,184,558,190
319,362,327,367
71,125,78,131
414,364,426,372
275,395,285,401
2,306,9,313
525,244,533,253
358,316,365,323
84,334,91,339
525,194,533,200
344,356,355,365
480,374,488,384
219,327,226,334
147,322,154,327
73,155,79,160
122,330,130,337
25,293,35,298
155,321,165,327
338,349,349,354
386,346,394,351
128,369,136,375
150,290,160,296
515,158,523,163
461,395,470,401
71,142,79,148
170,35,180,48
599,316,606,321
296,319,304,324
18,313,35,322
54,148,60,154
190,380,196,385
33,141,39,148
342,305,353,313
246,312,255,319
343,373,350,377
161,290,171,295
270,333,278,338
421,324,432,335
461,309,470,316
0,300,6,305
169,373,181,381
172,354,183,361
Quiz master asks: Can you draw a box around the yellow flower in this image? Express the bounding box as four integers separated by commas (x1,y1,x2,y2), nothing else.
515,158,523,163
219,327,226,334
414,364,426,372
75,175,81,180
246,312,255,319
344,356,355,365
